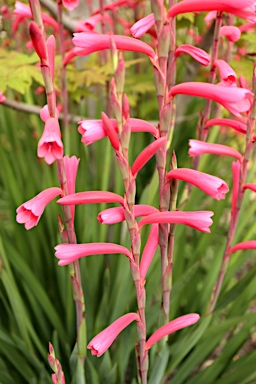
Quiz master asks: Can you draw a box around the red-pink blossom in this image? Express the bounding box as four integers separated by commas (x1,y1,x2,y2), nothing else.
55,242,131,266
166,168,229,200
175,44,211,66
188,140,243,161
228,241,256,255
29,21,47,63
78,118,157,145
101,112,120,151
146,314,200,349
132,137,166,176
0,90,6,103
140,224,159,280
138,211,214,233
220,26,241,42
37,118,64,164
98,205,159,224
14,2,58,31
169,82,253,117
16,187,63,230
204,118,247,135
72,32,157,60
40,105,59,123
130,13,155,38
213,59,237,85
88,313,140,357
63,156,80,222
57,191,124,206
62,0,79,11
167,0,255,22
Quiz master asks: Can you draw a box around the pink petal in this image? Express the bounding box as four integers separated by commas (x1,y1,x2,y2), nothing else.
55,243,131,266
175,44,211,66
130,13,155,38
57,191,124,206
166,168,229,200
243,183,256,193
138,211,214,233
87,313,140,357
140,224,159,280
98,204,159,224
213,59,237,85
220,26,241,42
146,314,200,349
204,118,247,135
229,241,256,255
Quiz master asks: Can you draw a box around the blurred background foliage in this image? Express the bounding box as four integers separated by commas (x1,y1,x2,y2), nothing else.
1,1,256,383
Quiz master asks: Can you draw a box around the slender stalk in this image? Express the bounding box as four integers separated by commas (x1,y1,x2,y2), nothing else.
209,62,256,313
57,0,70,154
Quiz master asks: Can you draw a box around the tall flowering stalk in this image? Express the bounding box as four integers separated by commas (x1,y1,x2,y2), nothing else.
26,0,87,377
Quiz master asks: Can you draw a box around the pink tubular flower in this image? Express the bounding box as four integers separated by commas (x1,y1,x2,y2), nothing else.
78,118,157,145
101,112,120,151
188,140,243,162
55,242,131,266
204,118,247,135
72,33,157,60
166,168,229,200
130,13,155,38
62,0,79,11
14,2,58,31
228,241,256,255
132,137,166,176
16,187,63,230
0,90,6,103
219,26,241,42
88,313,140,357
175,44,211,66
29,21,47,63
57,191,124,206
37,118,64,165
63,156,80,222
213,60,237,85
167,0,255,22
169,82,253,117
140,224,159,281
47,35,56,83
138,211,214,233
98,204,159,224
146,314,200,349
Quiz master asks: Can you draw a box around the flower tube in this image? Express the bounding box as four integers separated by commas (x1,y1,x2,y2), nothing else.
175,44,211,66
188,140,243,161
37,118,64,165
57,191,124,206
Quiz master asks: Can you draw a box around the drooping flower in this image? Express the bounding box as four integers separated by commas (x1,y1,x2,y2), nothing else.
87,313,140,357
167,0,255,22
188,140,243,161
55,242,131,266
37,118,64,164
57,191,124,206
72,32,157,60
14,2,58,31
98,204,159,224
62,0,79,11
130,13,155,38
146,314,200,349
169,82,253,117
219,26,241,42
175,44,211,66
166,168,229,200
16,187,63,230
138,211,214,233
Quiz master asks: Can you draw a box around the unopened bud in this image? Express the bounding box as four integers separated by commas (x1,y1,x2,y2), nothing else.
29,21,47,64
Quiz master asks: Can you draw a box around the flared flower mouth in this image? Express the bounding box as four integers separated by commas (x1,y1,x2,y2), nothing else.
37,118,63,164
